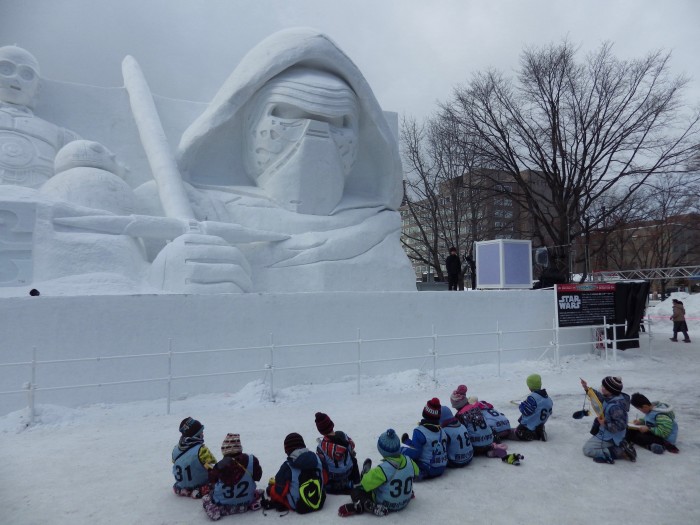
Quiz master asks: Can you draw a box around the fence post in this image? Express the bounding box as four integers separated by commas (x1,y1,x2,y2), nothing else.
27,346,36,426
496,321,502,377
431,324,438,383
647,314,653,358
612,320,618,362
268,332,276,402
602,316,608,362
356,328,362,395
166,338,173,415
552,318,559,367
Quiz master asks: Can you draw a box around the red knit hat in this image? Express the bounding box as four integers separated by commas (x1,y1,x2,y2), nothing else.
283,432,306,455
422,398,442,421
315,412,334,435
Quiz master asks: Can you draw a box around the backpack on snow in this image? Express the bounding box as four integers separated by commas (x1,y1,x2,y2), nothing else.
295,467,325,514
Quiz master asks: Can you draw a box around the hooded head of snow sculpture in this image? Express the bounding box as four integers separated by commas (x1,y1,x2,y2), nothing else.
0,46,40,109
177,28,402,216
242,67,359,215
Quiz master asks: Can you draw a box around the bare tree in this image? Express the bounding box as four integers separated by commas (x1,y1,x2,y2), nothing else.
450,40,700,279
634,176,700,295
400,111,493,280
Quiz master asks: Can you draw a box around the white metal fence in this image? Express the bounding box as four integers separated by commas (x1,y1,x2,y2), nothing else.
0,317,652,425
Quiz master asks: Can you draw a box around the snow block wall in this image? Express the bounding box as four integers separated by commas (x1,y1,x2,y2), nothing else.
0,290,591,416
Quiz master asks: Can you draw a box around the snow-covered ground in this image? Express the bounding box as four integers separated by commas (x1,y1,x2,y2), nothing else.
1,295,698,525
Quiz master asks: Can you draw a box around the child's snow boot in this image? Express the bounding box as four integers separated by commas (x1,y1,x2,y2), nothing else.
486,443,508,458
338,499,364,517
593,452,615,464
536,425,548,442
663,442,679,453
202,495,222,521
650,443,664,454
619,440,637,462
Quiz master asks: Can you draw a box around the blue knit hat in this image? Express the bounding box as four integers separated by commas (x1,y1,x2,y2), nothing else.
440,405,454,425
377,428,401,458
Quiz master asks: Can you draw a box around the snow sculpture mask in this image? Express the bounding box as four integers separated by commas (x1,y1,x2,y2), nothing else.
0,46,40,109
244,68,359,215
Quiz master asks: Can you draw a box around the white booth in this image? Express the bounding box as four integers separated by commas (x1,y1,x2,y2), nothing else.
475,239,533,289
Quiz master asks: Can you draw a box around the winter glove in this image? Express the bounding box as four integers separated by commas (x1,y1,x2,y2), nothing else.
401,433,409,444
502,453,524,466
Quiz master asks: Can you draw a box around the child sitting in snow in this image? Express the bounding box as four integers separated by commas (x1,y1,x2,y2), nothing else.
469,396,512,442
450,385,507,458
400,398,448,479
314,412,360,494
267,433,326,513
511,374,553,441
202,433,263,520
580,376,635,464
339,429,418,516
172,417,217,498
626,393,679,454
440,405,474,467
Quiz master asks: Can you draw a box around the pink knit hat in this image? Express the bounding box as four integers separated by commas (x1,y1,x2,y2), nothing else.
450,385,468,409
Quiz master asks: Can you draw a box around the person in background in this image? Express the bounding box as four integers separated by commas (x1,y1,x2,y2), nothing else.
670,299,691,342
445,247,461,291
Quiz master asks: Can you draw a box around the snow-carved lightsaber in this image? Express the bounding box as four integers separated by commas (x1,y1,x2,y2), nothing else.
121,55,196,222
115,55,288,245
53,214,289,244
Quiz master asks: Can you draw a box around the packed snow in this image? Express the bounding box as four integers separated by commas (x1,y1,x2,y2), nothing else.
0,294,697,524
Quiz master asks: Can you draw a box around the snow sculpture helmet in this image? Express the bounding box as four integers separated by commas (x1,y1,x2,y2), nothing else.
178,28,404,215
0,46,40,109
243,67,359,215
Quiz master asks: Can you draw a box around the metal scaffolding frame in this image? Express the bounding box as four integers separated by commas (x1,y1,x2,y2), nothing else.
591,265,700,281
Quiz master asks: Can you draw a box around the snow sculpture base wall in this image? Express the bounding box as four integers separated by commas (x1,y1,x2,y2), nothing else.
0,290,589,416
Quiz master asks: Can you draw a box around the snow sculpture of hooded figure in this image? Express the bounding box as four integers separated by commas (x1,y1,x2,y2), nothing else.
136,28,415,293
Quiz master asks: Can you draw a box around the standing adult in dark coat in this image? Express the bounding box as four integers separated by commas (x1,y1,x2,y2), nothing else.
445,247,461,291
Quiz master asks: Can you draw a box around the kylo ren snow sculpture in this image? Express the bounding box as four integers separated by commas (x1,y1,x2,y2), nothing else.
0,29,415,294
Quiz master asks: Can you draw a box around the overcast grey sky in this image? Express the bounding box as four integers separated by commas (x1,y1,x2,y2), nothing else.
2,0,699,121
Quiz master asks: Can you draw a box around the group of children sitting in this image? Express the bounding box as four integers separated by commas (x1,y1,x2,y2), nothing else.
579,375,680,464
171,373,679,520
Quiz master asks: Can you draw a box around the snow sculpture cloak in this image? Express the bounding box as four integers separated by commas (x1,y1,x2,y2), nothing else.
137,28,415,292
177,27,402,210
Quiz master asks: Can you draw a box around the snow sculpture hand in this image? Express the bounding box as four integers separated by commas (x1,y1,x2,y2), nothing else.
148,233,252,293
